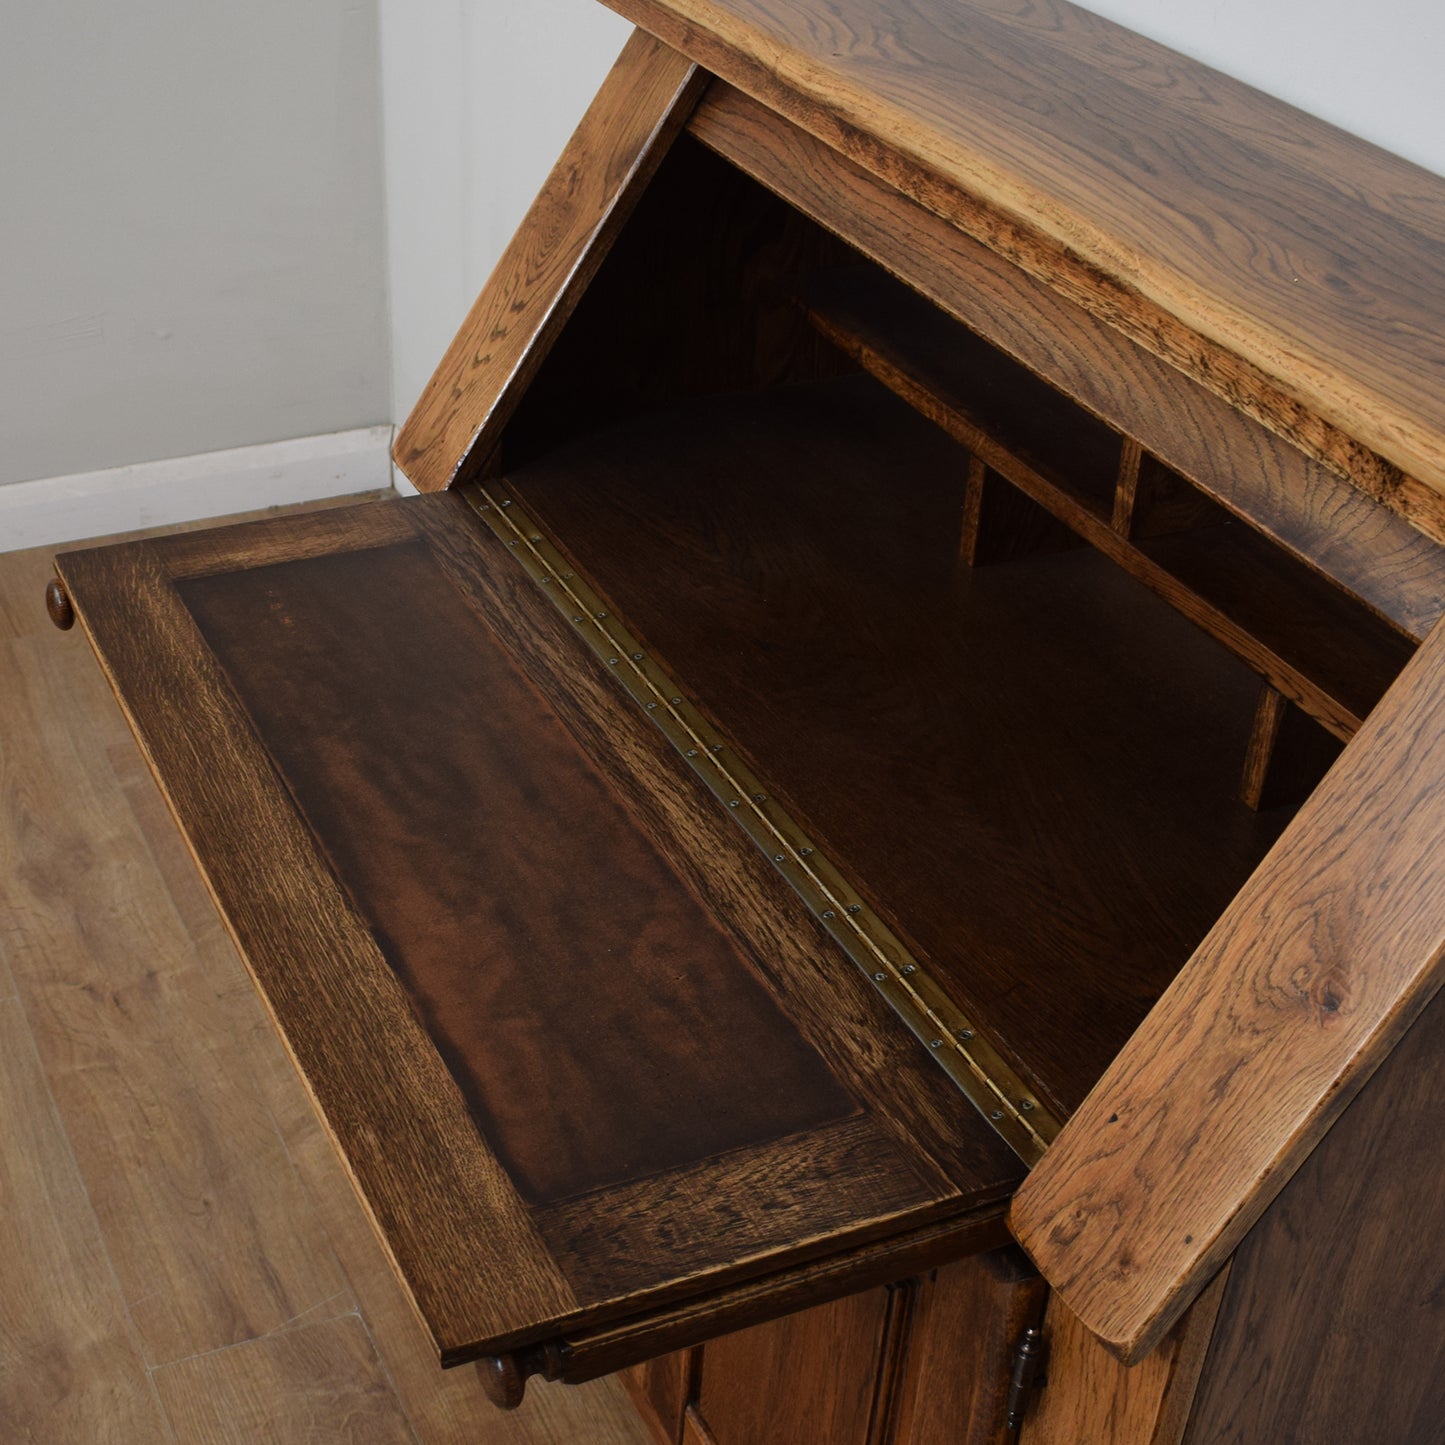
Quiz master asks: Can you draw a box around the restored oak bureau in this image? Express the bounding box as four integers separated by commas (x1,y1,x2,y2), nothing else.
47,2,1445,1441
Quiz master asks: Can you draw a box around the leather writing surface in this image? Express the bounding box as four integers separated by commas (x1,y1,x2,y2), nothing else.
179,540,857,1205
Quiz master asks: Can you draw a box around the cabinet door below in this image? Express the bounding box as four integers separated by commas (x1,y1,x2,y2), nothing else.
691,1286,905,1445
893,1251,1046,1445
683,1250,1044,1445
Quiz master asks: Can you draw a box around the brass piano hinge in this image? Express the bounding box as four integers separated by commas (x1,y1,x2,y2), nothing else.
1004,1325,1048,1432
461,480,1062,1166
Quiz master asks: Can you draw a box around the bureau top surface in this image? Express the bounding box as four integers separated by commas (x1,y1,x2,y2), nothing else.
606,0,1445,509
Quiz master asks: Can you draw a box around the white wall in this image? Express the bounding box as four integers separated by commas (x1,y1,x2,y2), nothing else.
378,0,631,427
379,0,1442,435
0,1,390,491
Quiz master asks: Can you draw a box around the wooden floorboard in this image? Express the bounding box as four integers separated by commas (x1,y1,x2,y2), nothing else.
0,497,652,1443
150,1315,416,1445
0,998,172,1444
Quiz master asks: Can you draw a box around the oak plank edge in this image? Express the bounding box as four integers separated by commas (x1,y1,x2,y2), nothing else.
393,28,708,493
529,1205,1010,1384
1009,616,1445,1362
609,0,1445,539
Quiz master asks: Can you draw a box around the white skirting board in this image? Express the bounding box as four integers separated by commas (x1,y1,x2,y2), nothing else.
0,426,397,553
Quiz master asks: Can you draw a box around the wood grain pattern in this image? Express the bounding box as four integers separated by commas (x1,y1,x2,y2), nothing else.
504,375,1288,1116
58,492,1022,1372
55,529,579,1363
795,266,1416,739
622,1349,693,1445
0,630,350,1368
150,1314,414,1444
1183,986,1445,1445
613,0,1445,532
688,84,1445,633
1011,613,1445,1362
410,494,1028,1186
693,1288,898,1445
393,29,706,493
1021,1272,1228,1445
0,997,169,1444
683,1405,720,1445
178,542,853,1207
5,518,652,1445
1237,686,1342,813
891,1250,1047,1445
537,1208,1009,1386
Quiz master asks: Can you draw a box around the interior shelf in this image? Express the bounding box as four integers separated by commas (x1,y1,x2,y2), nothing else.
798,267,1418,740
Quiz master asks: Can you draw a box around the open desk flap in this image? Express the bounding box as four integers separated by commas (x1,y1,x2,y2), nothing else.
54,493,1021,1376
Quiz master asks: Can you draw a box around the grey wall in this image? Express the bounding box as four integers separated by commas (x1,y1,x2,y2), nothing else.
0,1,390,489
379,0,630,429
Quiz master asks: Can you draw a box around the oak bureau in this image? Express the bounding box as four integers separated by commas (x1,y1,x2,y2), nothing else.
47,2,1445,1440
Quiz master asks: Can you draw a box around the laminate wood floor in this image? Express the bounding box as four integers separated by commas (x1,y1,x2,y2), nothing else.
0,494,651,1445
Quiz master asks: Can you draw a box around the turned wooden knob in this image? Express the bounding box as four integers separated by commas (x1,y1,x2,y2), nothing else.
476,1353,527,1410
45,579,75,631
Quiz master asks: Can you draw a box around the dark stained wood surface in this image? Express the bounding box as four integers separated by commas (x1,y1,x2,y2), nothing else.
1182,986,1445,1445
56,492,1022,1369
534,1208,1010,1386
1011,606,1445,1362
393,29,706,493
178,542,852,1206
504,375,1288,1117
801,269,1121,520
795,266,1417,740
501,135,856,471
892,1250,1047,1445
611,0,1445,533
693,1287,900,1445
622,1348,694,1445
689,85,1445,631
1237,686,1342,814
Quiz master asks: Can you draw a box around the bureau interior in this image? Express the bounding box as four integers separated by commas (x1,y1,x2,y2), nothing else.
492,137,1418,1118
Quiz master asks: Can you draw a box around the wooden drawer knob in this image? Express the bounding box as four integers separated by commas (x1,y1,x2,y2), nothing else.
476,1353,526,1410
45,579,75,631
